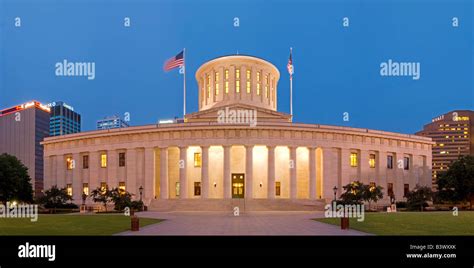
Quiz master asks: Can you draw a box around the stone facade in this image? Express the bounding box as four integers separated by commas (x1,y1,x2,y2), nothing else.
42,55,433,207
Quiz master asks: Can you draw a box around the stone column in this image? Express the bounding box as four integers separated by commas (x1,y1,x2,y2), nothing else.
125,148,137,197
223,145,232,199
201,146,210,198
360,150,370,184
289,146,297,199
245,145,254,199
179,146,188,199
160,147,169,199
72,153,82,203
44,156,52,190
144,147,155,200
107,150,118,189
56,154,66,188
267,145,276,199
308,147,316,199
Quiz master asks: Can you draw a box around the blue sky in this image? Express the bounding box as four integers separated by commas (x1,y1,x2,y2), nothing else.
1,0,472,133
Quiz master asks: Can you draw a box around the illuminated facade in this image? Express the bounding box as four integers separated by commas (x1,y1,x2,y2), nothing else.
42,55,433,209
0,101,51,196
416,110,474,188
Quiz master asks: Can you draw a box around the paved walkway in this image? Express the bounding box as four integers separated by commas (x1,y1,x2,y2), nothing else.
118,211,370,236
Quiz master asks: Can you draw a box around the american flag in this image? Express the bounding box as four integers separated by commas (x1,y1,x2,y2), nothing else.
287,49,294,78
163,50,184,71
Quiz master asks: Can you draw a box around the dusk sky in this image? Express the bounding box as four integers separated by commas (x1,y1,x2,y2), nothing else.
1,0,472,133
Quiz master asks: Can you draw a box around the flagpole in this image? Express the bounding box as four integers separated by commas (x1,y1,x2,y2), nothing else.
183,48,186,117
290,47,293,118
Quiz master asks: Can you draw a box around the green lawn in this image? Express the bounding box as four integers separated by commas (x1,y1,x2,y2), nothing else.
315,211,474,235
0,214,162,235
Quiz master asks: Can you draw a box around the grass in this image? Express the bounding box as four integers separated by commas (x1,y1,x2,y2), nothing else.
0,214,163,235
315,211,474,235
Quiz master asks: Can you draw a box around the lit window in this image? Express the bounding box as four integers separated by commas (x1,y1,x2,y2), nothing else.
215,72,219,95
350,153,358,167
369,154,376,168
83,183,89,195
101,153,107,168
176,182,180,197
66,184,72,196
235,69,240,93
257,71,261,95
119,152,126,167
66,157,74,170
225,70,229,94
275,181,281,196
194,153,202,167
119,182,126,192
225,69,229,80
100,182,107,193
246,70,251,93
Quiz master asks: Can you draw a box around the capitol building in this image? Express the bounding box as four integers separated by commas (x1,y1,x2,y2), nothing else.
42,55,433,210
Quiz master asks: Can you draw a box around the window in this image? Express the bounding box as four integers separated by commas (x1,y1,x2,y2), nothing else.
66,156,74,170
387,183,394,197
83,183,89,195
350,153,358,167
100,182,107,193
265,74,269,98
119,182,126,192
225,69,229,94
119,152,126,167
369,154,376,168
194,182,201,196
207,75,211,98
404,184,409,197
194,153,202,167
256,71,261,95
387,155,393,169
404,157,410,170
101,153,107,168
66,184,72,196
176,182,180,197
246,70,251,93
215,72,219,95
275,181,281,196
82,155,89,169
235,69,240,93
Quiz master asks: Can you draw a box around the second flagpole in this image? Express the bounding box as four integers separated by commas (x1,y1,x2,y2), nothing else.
183,48,186,117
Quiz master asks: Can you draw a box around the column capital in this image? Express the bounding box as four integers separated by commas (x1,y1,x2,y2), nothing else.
244,144,255,149
266,145,276,150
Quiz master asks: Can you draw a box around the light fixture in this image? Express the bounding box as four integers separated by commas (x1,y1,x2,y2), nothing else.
259,182,263,187
333,186,338,201
213,182,217,187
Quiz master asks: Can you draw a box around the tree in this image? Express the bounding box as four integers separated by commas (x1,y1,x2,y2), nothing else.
90,187,113,212
109,187,133,211
363,184,384,211
406,185,433,211
340,181,365,205
36,186,77,210
0,153,33,204
437,155,474,209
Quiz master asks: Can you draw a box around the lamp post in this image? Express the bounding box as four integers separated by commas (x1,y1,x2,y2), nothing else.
139,186,143,202
333,186,338,202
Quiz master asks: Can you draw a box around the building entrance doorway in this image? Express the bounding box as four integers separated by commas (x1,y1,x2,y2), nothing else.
232,173,245,198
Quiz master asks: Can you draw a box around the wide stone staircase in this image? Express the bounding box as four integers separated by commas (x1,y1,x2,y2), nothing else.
148,198,327,212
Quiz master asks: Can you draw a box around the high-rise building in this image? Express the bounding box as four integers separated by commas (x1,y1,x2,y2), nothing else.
416,110,474,188
0,101,51,196
97,115,129,130
48,101,81,136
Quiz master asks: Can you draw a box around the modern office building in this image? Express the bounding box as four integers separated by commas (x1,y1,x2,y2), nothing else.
0,101,51,196
416,110,474,188
97,115,129,130
48,101,81,136
42,55,433,209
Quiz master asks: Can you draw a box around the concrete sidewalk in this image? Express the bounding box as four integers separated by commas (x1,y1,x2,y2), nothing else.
118,211,370,236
